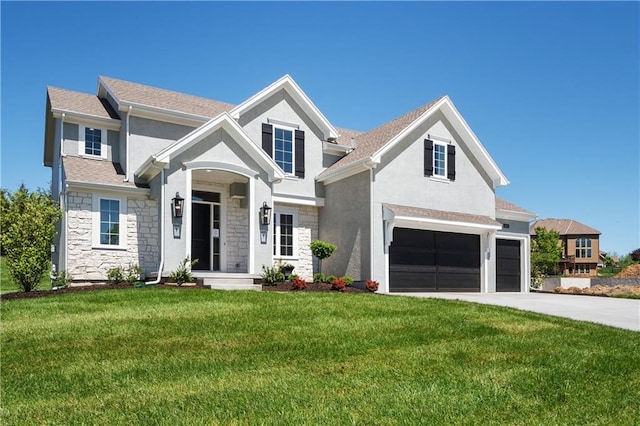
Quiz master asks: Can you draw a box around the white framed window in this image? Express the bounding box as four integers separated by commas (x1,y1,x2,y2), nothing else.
79,126,108,159
273,126,295,175
273,208,298,258
92,194,127,249
575,238,592,258
574,264,591,275
433,142,447,177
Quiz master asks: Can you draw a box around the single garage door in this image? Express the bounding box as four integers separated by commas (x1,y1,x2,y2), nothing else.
496,239,521,292
389,228,480,292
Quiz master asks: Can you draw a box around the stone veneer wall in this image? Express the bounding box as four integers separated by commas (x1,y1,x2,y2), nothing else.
66,191,159,280
226,196,249,272
291,205,318,281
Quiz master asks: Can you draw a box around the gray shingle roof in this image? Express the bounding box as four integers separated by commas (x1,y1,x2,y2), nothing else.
47,86,120,120
99,76,235,118
531,219,601,236
384,203,501,228
63,156,147,189
323,97,444,173
495,196,535,215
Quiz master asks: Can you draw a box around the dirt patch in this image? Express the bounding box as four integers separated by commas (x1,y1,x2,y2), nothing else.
552,285,640,297
615,264,640,278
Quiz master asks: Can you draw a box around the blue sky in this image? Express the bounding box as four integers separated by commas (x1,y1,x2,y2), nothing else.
1,1,638,255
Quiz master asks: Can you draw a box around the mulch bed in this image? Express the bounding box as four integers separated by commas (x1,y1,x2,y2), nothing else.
262,281,367,293
1,280,368,301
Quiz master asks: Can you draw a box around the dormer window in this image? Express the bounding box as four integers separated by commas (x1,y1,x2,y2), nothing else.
79,126,107,159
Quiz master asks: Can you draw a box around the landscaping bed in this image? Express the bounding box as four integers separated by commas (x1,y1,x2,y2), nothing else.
261,281,367,293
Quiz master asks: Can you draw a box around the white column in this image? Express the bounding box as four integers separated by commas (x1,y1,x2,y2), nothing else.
248,176,255,274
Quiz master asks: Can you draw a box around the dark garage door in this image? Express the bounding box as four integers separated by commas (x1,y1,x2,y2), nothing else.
389,228,480,292
496,239,521,292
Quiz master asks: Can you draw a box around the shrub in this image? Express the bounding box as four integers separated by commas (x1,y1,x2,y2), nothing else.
170,258,198,286
310,240,337,273
107,266,124,284
313,272,325,283
331,277,346,292
325,275,336,284
342,276,354,286
0,185,62,292
288,274,299,282
51,270,72,289
261,264,285,285
291,277,307,290
365,280,379,292
125,264,143,284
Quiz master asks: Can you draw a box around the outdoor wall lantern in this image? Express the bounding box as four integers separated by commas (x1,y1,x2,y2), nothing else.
259,201,272,226
172,192,184,218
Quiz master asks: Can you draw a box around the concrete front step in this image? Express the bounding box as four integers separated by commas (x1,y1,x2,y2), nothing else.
202,278,262,291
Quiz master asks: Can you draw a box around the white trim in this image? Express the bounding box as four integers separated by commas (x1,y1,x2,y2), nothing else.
322,140,354,156
316,158,378,185
65,180,150,196
92,193,127,250
271,123,297,176
249,177,255,274
229,75,339,140
392,215,502,234
496,208,537,222
267,117,299,129
52,110,121,131
273,207,299,260
184,161,259,178
78,125,108,159
432,141,448,178
272,194,325,207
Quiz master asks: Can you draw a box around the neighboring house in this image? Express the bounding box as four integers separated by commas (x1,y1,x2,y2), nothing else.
44,75,534,292
530,219,601,277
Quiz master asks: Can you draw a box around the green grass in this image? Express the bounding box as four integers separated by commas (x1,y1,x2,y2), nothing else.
2,289,639,425
0,256,51,295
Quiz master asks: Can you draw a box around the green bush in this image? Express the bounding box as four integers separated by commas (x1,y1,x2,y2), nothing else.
51,270,72,289
313,272,325,283
342,276,354,286
325,275,337,284
107,266,124,284
310,240,337,274
169,258,198,286
125,264,143,284
0,185,62,292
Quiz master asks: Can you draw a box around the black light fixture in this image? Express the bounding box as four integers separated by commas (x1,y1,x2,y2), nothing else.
259,201,272,226
172,192,184,218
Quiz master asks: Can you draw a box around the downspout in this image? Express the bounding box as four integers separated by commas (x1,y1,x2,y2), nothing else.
124,105,132,182
141,168,165,285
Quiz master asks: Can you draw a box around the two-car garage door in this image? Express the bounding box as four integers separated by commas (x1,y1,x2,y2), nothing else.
389,228,480,292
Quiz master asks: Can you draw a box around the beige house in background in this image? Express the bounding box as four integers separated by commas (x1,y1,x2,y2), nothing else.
531,219,601,277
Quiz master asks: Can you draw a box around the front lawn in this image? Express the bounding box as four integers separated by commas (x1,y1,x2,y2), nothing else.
1,289,638,424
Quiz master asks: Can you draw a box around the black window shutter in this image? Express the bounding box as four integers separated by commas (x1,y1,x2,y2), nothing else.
424,139,434,176
262,123,273,157
447,145,456,181
294,130,305,178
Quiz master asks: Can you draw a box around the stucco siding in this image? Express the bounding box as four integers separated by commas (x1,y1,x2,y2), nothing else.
319,171,371,280
61,123,119,162
65,190,159,280
128,116,195,177
496,219,530,235
373,114,495,217
237,89,325,200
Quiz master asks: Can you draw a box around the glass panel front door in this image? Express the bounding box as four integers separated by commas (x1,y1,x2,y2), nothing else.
191,191,222,271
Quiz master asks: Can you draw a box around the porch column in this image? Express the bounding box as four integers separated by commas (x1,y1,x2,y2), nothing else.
248,176,255,274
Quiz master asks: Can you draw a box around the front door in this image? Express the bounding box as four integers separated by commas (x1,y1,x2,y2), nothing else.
191,191,222,271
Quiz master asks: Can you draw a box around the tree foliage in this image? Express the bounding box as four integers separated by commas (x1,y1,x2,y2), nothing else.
631,248,640,263
310,240,337,273
531,227,563,278
0,185,61,292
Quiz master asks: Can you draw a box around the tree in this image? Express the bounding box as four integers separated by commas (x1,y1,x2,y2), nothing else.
0,185,61,292
631,248,640,263
531,227,563,279
310,240,337,274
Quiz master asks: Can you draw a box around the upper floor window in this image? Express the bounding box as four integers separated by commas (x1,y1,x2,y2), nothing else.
274,127,294,174
79,126,107,159
433,143,446,177
262,123,305,178
424,139,456,181
575,238,592,258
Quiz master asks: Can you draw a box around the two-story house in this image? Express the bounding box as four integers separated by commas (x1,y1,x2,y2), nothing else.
530,219,601,277
44,75,534,292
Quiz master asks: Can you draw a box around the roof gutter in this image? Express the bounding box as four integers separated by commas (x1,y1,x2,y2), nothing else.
316,157,379,185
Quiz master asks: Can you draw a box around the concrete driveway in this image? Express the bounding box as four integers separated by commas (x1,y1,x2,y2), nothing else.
389,292,640,332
